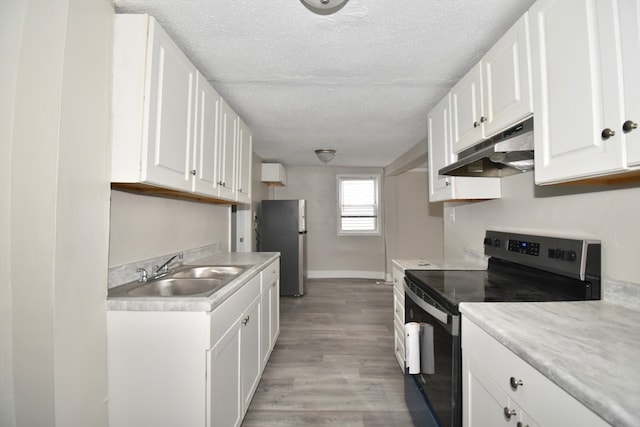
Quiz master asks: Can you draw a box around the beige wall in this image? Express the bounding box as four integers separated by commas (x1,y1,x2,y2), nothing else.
108,191,231,266
384,169,444,275
444,172,640,288
0,1,26,425
273,166,386,279
3,0,113,426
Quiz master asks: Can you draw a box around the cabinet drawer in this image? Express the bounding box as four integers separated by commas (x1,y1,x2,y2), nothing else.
210,274,260,347
462,318,609,427
261,259,279,290
394,321,405,370
393,286,404,326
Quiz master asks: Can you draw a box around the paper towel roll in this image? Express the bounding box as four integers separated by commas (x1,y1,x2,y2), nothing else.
420,323,435,374
404,322,421,374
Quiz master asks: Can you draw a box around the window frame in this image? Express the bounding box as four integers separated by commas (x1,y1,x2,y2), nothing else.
336,174,382,236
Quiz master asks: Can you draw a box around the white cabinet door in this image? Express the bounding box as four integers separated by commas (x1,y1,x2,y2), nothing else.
193,74,222,196
482,13,533,137
260,259,280,368
428,94,501,202
530,0,628,184
240,295,262,416
391,265,405,371
620,0,640,167
142,18,197,192
464,355,539,427
208,319,242,427
217,99,237,200
428,94,455,200
260,279,271,368
236,118,253,204
269,275,279,349
451,63,484,153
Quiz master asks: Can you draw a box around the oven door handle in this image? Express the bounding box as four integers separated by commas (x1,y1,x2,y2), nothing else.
404,282,450,325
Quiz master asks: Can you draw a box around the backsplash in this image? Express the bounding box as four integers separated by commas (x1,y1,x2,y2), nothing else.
108,242,223,289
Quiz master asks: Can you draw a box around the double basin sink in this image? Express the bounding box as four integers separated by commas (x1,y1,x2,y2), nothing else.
109,265,250,298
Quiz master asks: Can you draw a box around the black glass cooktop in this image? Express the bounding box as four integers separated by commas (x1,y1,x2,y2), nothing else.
405,258,596,314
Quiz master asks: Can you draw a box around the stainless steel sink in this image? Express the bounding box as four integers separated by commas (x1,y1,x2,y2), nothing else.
127,278,226,297
108,264,251,298
171,265,249,279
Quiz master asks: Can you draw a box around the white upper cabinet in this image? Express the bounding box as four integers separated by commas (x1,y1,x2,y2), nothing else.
193,74,222,196
428,94,501,202
451,14,533,153
236,118,253,204
481,13,533,137
619,0,640,167
530,0,640,184
112,14,253,203
217,99,237,200
112,14,196,192
451,63,484,153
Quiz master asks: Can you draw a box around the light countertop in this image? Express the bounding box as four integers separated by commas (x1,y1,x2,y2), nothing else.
107,252,279,312
392,258,486,271
460,301,640,427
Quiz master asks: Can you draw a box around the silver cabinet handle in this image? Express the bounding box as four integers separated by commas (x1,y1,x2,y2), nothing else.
242,315,250,325
473,121,479,128
510,377,524,390
190,169,196,176
480,116,487,123
623,120,638,133
516,422,530,427
503,407,517,420
601,128,616,139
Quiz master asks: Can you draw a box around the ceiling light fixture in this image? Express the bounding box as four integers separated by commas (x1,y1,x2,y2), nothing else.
300,0,349,15
315,149,337,163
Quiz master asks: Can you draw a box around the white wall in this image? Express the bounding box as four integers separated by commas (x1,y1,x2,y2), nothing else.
273,166,386,279
3,0,113,426
444,172,640,288
109,191,231,266
384,169,444,274
0,1,26,425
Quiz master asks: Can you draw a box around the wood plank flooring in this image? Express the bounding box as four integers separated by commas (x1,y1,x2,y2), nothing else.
242,278,414,427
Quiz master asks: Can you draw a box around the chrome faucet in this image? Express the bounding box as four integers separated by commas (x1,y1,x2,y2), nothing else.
153,253,183,277
136,267,148,283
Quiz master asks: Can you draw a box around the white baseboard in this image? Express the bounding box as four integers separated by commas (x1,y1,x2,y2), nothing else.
306,270,386,280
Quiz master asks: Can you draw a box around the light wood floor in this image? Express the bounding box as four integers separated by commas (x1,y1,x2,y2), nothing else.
242,278,414,427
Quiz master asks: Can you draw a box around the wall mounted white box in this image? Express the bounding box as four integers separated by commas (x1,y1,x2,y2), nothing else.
261,163,287,186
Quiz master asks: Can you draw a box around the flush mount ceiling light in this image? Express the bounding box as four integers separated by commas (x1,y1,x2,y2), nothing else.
315,149,337,163
300,0,349,15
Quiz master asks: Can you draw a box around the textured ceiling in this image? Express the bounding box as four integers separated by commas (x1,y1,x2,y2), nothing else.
113,0,535,167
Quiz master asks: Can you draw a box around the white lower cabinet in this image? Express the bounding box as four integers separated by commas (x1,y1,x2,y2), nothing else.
462,317,610,427
240,294,261,415
261,260,280,367
107,259,280,427
208,315,242,427
391,264,405,371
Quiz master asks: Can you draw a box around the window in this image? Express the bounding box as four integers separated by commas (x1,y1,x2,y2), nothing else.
337,174,381,235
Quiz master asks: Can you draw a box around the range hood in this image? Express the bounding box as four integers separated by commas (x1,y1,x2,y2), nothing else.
439,118,534,177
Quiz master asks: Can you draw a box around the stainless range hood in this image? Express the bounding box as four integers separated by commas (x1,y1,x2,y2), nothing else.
439,118,534,177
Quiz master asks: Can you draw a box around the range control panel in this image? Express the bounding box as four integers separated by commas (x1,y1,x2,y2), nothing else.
484,230,601,281
508,239,540,256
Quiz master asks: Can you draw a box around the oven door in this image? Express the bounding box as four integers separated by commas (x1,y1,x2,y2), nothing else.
404,279,461,427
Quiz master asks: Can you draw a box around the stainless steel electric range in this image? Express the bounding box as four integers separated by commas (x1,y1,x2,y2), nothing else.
403,230,601,427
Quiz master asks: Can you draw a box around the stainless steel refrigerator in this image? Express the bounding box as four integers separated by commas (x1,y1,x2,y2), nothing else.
260,200,306,296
